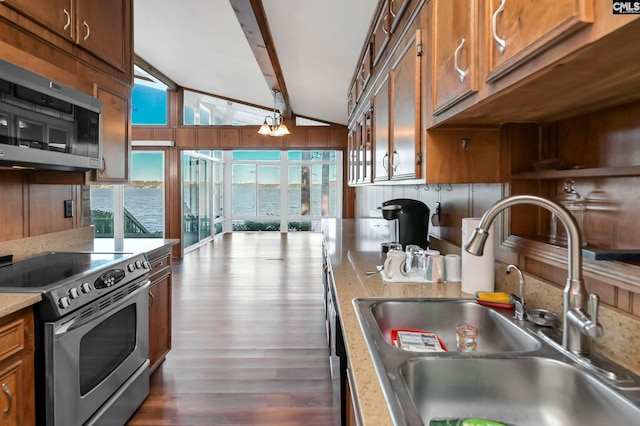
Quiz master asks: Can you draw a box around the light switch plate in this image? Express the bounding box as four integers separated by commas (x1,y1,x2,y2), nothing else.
64,200,73,218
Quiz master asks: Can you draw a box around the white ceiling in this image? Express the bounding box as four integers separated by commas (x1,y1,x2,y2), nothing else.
134,0,378,125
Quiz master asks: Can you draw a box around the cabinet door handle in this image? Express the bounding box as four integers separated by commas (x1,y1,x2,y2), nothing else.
382,152,389,171
382,14,389,35
391,150,399,173
82,21,91,41
100,157,106,174
2,383,11,419
390,0,397,18
149,291,155,307
492,0,507,55
454,38,469,83
63,8,71,31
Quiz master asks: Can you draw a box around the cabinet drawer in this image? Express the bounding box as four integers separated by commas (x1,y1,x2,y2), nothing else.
0,319,24,362
148,253,171,281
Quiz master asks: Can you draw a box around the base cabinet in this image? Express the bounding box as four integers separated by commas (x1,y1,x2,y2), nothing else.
147,250,172,373
0,308,35,426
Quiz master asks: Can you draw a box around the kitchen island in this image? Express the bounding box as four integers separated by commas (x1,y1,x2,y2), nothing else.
322,219,467,425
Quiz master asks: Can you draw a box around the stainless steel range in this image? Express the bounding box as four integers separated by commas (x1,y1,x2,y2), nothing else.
0,251,151,426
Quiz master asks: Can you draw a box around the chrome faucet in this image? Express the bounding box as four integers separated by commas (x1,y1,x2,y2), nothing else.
464,194,603,355
506,264,526,321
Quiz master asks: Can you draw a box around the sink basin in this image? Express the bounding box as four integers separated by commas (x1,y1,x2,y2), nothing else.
401,357,640,426
365,299,540,353
353,298,640,425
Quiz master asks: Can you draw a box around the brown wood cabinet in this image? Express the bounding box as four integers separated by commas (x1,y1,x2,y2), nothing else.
390,0,412,33
147,249,172,373
426,128,502,183
1,0,131,75
486,0,594,83
372,0,391,67
92,84,130,182
373,76,391,182
431,0,478,115
0,308,35,426
390,28,422,180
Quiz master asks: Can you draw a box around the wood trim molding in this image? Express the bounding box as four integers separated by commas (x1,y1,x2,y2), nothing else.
503,235,640,293
229,0,291,117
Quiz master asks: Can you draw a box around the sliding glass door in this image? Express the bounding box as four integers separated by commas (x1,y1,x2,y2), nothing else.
182,151,221,250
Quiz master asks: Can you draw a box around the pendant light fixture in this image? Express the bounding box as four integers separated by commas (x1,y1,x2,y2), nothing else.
258,89,290,137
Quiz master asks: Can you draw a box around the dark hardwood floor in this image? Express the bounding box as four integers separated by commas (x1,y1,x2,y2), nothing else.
128,232,340,426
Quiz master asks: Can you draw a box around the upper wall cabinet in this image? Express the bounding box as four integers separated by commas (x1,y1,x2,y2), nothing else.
75,0,128,72
372,0,391,67
486,0,594,83
373,76,391,182
92,84,130,182
1,0,131,79
431,0,478,115
390,0,411,33
390,29,422,180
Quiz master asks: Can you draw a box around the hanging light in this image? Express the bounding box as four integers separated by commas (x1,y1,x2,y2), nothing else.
258,89,290,137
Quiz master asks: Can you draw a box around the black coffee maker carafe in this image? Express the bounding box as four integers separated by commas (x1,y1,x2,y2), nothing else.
381,198,430,249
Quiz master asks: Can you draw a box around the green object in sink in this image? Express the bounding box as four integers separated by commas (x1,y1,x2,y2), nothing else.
429,419,510,426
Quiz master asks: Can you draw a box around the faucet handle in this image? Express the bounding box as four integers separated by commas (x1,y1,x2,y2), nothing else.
585,293,604,339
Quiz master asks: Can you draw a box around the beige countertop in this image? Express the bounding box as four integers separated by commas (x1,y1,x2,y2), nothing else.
0,293,42,317
322,219,467,425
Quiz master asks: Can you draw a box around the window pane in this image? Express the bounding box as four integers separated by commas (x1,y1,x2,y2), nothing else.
199,160,211,239
184,106,195,125
213,163,223,219
183,155,199,247
132,67,168,125
232,164,256,216
287,150,335,161
288,165,302,216
258,165,280,216
312,164,336,216
232,151,280,161
91,185,114,238
183,90,272,126
124,152,164,238
199,105,211,125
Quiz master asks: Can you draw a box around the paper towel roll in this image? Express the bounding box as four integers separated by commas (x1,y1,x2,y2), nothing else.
461,218,495,294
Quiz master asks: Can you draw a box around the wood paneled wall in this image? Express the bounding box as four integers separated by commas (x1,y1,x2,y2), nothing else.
0,171,83,243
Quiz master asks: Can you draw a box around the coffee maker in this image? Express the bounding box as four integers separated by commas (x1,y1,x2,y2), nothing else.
381,199,430,250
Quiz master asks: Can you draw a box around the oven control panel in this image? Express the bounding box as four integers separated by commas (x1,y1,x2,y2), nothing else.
43,253,150,320
94,269,126,289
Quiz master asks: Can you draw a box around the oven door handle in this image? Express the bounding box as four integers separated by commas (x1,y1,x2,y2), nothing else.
53,280,150,336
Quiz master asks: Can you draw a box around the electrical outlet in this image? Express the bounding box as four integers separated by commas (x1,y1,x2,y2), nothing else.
64,200,73,218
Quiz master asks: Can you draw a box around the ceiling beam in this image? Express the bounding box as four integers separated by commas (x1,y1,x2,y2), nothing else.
230,0,292,118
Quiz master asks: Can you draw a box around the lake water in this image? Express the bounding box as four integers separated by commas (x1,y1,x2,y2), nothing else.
91,185,337,233
91,187,164,233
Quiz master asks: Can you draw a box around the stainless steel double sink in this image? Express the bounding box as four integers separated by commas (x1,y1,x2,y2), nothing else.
354,298,640,425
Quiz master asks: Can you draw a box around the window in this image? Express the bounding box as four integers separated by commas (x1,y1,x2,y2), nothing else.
229,151,341,232
91,151,165,238
183,90,273,126
182,150,224,251
132,66,168,125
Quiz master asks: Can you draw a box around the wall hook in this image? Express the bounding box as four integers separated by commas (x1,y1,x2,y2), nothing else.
423,184,430,191
461,138,470,151
447,184,453,191
435,184,442,192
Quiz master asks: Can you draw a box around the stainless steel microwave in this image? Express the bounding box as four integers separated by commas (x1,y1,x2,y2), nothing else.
0,59,102,171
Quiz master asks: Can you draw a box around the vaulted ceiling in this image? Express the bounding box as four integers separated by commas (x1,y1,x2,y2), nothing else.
133,0,378,126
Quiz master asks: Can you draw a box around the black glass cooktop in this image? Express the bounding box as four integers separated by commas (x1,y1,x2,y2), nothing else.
0,252,132,290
